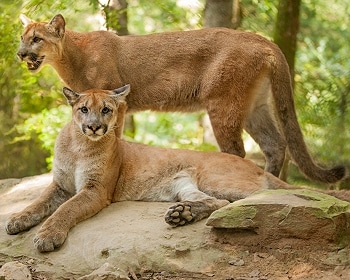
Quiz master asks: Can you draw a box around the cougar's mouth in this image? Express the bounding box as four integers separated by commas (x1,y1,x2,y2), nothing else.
26,57,44,71
22,54,45,72
87,133,104,140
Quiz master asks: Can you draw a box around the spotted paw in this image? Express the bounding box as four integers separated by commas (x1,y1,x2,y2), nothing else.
165,203,194,227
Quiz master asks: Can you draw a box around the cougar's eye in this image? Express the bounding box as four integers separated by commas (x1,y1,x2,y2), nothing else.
33,36,42,43
80,106,88,114
102,107,111,114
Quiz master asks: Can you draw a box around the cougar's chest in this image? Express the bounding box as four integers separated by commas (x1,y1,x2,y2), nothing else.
72,144,110,192
54,137,109,194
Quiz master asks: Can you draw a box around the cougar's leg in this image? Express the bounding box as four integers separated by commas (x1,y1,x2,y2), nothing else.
5,181,72,234
164,172,229,227
207,102,246,158
244,103,287,177
34,185,110,252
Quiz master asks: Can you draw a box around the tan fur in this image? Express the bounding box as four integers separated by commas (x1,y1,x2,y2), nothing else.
5,87,350,252
17,14,346,183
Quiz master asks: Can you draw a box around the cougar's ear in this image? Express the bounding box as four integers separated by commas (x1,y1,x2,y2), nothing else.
111,84,130,101
62,87,81,106
48,14,65,38
19,14,33,27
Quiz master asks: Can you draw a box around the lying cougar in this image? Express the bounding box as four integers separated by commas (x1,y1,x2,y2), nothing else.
6,85,348,252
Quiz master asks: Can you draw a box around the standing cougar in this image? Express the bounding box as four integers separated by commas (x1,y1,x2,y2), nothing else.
17,14,346,183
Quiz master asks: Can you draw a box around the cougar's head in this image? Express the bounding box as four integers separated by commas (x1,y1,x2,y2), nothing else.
62,85,130,141
17,14,66,72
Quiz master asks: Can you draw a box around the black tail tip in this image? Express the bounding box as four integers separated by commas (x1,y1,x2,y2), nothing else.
326,165,348,184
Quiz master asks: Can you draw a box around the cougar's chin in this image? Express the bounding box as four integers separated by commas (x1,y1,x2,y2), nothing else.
86,134,104,141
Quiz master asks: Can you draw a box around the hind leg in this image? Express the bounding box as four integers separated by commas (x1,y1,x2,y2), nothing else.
164,172,229,227
244,104,287,177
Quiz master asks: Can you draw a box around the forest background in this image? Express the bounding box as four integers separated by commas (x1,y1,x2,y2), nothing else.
0,0,349,189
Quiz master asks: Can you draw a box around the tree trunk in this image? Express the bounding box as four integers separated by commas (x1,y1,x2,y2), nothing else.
273,0,301,81
101,0,135,137
204,0,240,28
273,0,301,180
103,0,129,35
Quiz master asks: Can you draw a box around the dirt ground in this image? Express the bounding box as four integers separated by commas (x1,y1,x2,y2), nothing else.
4,229,349,280
129,242,350,280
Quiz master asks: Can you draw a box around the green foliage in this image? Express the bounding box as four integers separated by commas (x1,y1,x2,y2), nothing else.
133,111,216,151
240,0,277,38
0,1,57,178
127,0,203,34
295,0,350,168
14,105,71,169
20,0,99,31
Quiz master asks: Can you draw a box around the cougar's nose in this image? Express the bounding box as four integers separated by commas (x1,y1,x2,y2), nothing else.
17,51,27,60
88,125,101,133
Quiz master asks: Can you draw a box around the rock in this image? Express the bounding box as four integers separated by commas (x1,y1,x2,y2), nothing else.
78,263,129,280
324,248,350,266
1,174,350,279
0,261,32,280
206,189,350,241
248,269,260,277
229,258,245,266
0,174,226,279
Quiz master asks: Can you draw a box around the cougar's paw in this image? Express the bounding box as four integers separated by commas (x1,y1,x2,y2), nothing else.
165,203,194,227
34,226,68,252
5,212,41,235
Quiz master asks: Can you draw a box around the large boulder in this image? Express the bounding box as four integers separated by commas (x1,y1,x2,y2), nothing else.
0,174,226,279
1,174,350,279
206,189,350,241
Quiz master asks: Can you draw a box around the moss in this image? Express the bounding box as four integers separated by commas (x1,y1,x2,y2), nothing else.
253,189,350,218
294,189,350,219
206,205,257,228
337,230,350,247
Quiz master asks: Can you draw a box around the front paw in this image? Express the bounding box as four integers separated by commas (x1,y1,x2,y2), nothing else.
34,226,68,252
5,212,41,235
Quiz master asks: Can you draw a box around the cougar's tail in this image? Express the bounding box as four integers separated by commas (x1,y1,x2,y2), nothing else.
269,48,347,184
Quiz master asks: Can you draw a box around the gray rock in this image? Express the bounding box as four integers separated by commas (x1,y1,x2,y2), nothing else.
0,174,225,279
0,261,32,280
206,189,350,241
2,174,350,279
78,263,129,280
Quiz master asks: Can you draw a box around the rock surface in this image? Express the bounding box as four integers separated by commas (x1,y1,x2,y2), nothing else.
0,261,32,280
207,189,350,242
0,174,350,279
